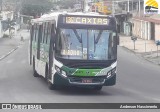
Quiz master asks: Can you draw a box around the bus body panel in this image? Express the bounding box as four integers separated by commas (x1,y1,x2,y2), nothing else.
29,12,118,89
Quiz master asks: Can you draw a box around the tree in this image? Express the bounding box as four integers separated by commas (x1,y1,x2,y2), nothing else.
55,0,78,9
21,0,53,17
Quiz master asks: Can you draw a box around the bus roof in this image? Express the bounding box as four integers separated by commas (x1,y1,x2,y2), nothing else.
31,11,113,24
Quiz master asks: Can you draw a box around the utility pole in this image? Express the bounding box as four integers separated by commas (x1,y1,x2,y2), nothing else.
128,0,130,13
0,0,2,12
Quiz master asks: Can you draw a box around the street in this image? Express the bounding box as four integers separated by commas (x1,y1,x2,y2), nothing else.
0,37,160,104
0,0,160,111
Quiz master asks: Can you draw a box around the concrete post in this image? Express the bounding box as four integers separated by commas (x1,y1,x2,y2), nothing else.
132,0,133,12
144,21,147,52
139,0,141,17
145,21,147,40
21,16,23,24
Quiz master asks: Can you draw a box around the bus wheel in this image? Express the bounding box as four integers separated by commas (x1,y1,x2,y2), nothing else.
94,86,102,91
47,81,58,90
45,65,57,90
33,58,39,77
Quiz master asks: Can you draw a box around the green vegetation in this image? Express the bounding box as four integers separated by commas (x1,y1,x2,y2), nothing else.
55,0,78,9
21,0,53,17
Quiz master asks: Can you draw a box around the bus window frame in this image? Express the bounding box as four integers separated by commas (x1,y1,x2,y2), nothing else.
45,22,49,44
30,25,34,41
46,22,52,44
51,23,56,50
43,22,48,43
37,24,43,59
33,24,37,41
41,23,45,43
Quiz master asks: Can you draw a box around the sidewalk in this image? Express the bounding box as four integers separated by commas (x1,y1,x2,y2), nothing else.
0,30,29,60
120,34,160,65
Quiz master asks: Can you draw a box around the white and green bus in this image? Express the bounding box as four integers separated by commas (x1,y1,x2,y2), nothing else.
29,12,119,90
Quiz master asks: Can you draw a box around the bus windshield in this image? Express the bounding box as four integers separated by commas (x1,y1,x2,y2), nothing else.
56,28,117,60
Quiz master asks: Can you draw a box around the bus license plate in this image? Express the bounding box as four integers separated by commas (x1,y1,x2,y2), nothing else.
82,79,92,83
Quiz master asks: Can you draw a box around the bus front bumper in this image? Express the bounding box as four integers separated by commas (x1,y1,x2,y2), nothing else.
53,73,116,87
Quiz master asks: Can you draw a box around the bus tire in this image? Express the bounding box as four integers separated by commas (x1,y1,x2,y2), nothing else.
33,57,39,77
94,86,102,91
45,64,57,90
48,81,58,90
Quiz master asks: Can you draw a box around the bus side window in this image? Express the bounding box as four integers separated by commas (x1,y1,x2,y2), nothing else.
33,24,36,41
41,23,45,43
43,22,48,43
36,25,39,42
45,22,49,44
31,25,34,41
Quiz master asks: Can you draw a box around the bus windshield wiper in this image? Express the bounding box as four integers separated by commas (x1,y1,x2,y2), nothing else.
94,34,96,52
94,30,103,44
72,29,82,43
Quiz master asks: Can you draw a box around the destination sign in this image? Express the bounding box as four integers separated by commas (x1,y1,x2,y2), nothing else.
65,16,108,25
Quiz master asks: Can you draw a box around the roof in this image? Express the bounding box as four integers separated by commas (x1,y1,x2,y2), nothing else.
132,16,160,24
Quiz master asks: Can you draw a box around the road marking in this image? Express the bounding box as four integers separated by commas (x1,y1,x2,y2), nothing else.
122,88,160,102
151,98,160,102
0,46,20,61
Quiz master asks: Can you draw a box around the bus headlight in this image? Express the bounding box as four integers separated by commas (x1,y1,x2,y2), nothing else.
107,71,112,78
106,68,116,79
62,70,67,78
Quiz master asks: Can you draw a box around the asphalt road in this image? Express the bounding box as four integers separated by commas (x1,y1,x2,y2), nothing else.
0,40,160,112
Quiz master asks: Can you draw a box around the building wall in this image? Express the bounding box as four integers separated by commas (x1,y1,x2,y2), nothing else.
132,19,151,40
132,19,141,38
155,24,160,41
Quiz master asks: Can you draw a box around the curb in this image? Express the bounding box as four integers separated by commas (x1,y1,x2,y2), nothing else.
120,46,160,66
0,46,20,61
120,46,139,54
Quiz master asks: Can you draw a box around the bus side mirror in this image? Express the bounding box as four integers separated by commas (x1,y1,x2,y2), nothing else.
114,36,119,45
112,36,119,46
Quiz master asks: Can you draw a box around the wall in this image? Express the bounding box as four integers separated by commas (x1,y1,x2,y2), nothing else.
0,21,2,38
1,11,13,21
123,22,131,36
155,24,160,41
132,19,141,38
132,18,151,40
